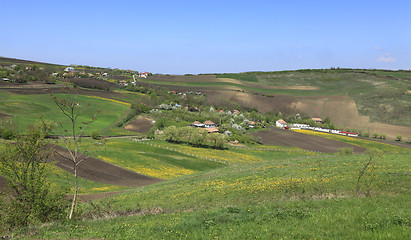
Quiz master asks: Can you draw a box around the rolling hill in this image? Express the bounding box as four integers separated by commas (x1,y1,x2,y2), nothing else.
0,57,410,239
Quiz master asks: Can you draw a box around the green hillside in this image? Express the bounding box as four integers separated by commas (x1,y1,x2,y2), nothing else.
17,147,411,239
1,59,410,239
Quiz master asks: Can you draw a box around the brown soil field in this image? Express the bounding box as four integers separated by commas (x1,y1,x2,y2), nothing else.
49,144,161,187
124,116,153,134
294,96,371,130
206,90,295,113
251,127,366,153
369,123,411,141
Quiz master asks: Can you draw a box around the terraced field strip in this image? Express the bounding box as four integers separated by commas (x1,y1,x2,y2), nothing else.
229,146,312,153
135,140,262,165
294,129,411,153
136,140,230,165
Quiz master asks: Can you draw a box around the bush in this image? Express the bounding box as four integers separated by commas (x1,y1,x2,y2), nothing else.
338,147,353,155
396,135,402,141
0,131,69,231
91,130,100,140
363,132,370,138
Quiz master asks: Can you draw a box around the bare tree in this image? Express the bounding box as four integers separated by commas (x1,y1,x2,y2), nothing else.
51,86,104,219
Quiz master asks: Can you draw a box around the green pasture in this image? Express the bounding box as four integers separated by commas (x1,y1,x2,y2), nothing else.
0,91,128,135
19,150,410,239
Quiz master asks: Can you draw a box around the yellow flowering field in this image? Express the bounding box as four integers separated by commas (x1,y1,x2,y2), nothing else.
98,155,195,180
152,142,262,164
86,95,131,106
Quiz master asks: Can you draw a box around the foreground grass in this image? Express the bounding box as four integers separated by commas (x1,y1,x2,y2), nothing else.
14,151,410,239
20,196,410,239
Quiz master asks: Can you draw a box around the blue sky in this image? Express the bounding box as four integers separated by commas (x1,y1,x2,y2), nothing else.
1,0,410,74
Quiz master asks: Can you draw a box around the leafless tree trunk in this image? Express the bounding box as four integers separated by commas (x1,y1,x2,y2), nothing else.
51,86,102,219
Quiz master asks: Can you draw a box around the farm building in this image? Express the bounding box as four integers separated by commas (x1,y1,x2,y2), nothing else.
206,127,219,133
203,120,216,128
190,121,204,127
64,67,75,72
275,119,288,128
119,80,128,86
139,72,149,78
312,118,323,124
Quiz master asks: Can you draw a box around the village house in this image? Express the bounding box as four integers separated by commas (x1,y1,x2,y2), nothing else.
206,127,219,133
64,67,75,72
119,80,128,86
275,119,288,128
139,72,149,78
203,120,216,128
190,121,204,127
312,118,323,124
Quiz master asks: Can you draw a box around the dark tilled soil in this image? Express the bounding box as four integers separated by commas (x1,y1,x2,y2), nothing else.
48,144,162,187
252,127,366,153
124,116,153,134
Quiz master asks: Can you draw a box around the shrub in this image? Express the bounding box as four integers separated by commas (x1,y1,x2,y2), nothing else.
91,130,100,140
0,131,69,231
363,132,370,138
373,133,379,138
338,147,353,155
396,135,402,141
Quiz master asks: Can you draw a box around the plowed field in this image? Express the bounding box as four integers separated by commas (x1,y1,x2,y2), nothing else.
252,127,366,153
49,144,161,187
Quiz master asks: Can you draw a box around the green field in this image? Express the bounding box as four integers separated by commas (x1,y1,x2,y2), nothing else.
16,148,410,239
0,91,129,135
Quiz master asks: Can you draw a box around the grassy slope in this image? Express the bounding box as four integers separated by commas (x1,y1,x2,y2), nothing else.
0,91,129,135
20,146,410,239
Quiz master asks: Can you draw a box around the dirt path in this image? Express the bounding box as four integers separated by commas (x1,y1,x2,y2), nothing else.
252,127,366,153
49,144,162,187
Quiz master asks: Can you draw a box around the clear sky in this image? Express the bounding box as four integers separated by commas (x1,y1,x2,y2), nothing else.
1,0,410,74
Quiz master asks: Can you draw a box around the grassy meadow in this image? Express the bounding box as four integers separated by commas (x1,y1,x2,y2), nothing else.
0,91,130,135
15,141,410,239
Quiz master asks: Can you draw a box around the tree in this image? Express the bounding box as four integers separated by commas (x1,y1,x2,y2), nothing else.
51,86,104,219
164,126,179,143
0,129,68,229
207,133,226,149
